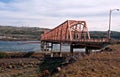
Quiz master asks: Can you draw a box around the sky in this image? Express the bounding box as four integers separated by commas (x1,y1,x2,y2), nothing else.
0,0,120,31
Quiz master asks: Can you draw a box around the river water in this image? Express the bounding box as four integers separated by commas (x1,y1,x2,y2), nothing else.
0,41,85,52
0,41,41,52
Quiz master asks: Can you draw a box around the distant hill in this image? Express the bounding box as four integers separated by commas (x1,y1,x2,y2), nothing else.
0,26,120,41
90,31,120,40
0,26,50,41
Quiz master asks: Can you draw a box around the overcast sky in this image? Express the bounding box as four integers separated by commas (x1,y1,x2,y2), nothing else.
0,0,120,31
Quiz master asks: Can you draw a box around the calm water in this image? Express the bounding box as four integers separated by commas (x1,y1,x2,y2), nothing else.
0,41,41,52
0,41,85,52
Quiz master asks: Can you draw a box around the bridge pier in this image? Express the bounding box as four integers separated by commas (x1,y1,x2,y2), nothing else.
59,43,62,57
41,41,45,51
70,44,92,55
50,43,53,51
85,47,91,55
41,41,63,57
70,44,73,55
41,42,50,51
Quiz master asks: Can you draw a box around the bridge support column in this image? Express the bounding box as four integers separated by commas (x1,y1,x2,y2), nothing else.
41,41,45,51
85,47,91,55
60,43,62,57
60,43,62,52
41,42,50,51
51,43,53,51
50,43,53,57
45,42,48,51
43,42,49,51
70,44,73,55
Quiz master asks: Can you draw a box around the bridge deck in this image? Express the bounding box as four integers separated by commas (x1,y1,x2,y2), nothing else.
41,38,109,44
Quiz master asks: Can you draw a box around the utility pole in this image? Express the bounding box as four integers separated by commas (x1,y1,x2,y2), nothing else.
108,9,119,39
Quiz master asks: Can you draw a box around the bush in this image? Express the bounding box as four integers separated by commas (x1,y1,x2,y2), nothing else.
23,51,34,58
0,52,8,58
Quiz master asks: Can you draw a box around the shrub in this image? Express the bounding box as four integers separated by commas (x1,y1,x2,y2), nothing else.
0,52,8,58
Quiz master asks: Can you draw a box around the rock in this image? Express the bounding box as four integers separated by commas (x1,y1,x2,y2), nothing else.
104,47,112,51
51,67,62,75
69,57,76,64
42,70,50,77
101,47,112,52
57,67,61,72
7,65,12,69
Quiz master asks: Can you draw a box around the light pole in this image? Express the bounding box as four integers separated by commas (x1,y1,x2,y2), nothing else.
108,9,119,39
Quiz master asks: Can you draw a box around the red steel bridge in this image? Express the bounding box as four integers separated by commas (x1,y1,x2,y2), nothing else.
41,20,111,55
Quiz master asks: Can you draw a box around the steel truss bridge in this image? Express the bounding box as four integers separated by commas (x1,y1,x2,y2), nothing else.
40,20,119,56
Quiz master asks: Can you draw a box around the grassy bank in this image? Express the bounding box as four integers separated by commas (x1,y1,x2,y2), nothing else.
53,44,120,77
0,44,120,77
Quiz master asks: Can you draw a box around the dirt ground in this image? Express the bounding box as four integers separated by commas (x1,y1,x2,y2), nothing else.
0,58,40,77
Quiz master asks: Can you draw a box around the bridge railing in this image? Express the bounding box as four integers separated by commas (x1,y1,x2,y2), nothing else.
74,38,109,43
41,38,109,43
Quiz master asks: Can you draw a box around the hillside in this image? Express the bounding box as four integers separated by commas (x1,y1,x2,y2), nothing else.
0,26,50,41
90,31,120,40
0,26,120,41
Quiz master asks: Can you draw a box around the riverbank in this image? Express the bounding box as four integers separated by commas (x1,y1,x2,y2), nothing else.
0,58,40,77
52,44,120,77
0,52,44,77
0,44,120,77
0,51,83,77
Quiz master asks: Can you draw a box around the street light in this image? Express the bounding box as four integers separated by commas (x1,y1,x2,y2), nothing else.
108,9,119,39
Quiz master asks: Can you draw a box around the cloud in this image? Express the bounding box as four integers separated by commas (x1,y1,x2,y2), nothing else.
0,0,120,31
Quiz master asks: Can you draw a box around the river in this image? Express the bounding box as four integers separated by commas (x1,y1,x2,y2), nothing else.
0,41,85,52
0,41,41,52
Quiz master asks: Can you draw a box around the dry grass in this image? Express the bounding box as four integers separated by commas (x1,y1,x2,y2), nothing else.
54,44,120,77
